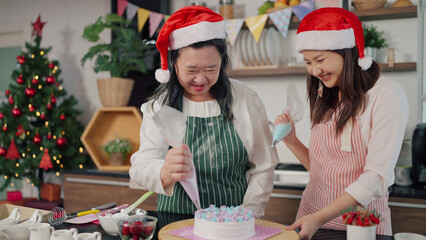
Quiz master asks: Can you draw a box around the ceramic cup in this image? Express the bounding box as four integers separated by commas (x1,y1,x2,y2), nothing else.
29,223,55,240
50,228,78,240
395,166,413,186
347,224,377,240
394,232,426,240
76,232,101,240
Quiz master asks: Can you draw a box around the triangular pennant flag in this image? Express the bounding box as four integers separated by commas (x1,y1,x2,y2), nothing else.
244,14,268,42
164,15,170,22
149,12,164,38
317,0,341,7
39,149,53,170
225,19,245,46
137,8,150,32
292,0,314,21
268,8,292,38
5,139,20,160
126,2,138,21
117,0,129,17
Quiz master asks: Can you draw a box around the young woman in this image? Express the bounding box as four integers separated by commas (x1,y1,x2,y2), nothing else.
130,6,278,218
275,8,408,239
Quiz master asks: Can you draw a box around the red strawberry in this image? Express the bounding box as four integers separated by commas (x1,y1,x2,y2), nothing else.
130,221,144,236
341,213,347,220
144,225,154,236
347,216,354,224
132,235,140,240
122,222,130,236
364,217,371,226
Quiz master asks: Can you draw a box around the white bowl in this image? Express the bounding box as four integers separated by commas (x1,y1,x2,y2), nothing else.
97,208,147,236
395,233,426,240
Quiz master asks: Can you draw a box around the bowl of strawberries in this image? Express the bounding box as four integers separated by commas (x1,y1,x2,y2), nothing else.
117,215,157,240
341,206,381,240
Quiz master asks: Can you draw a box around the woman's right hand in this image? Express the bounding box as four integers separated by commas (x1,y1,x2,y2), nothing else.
160,144,193,188
274,110,297,144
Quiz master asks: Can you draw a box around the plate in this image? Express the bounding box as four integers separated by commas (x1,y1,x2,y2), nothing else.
245,30,256,66
239,30,249,66
265,27,283,65
258,29,268,65
252,30,263,66
234,31,243,67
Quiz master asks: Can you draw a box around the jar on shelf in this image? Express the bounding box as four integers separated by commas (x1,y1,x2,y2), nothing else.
191,2,207,7
219,0,234,20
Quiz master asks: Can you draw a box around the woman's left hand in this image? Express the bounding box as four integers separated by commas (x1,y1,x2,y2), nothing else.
286,213,323,240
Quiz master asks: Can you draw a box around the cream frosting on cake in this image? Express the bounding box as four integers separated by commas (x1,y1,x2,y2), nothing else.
193,205,255,240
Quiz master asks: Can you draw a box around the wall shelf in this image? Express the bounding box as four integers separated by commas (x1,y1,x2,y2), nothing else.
227,62,416,78
81,107,142,172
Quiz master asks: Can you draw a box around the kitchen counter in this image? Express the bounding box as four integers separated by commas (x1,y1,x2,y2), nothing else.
58,210,393,240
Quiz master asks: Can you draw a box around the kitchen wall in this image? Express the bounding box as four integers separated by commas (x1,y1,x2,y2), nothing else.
0,0,419,164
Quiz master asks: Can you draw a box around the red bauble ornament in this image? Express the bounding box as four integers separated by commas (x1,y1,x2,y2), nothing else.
60,114,66,121
47,132,52,140
56,137,66,147
2,124,7,132
51,95,57,105
15,125,25,137
48,63,55,69
5,89,10,96
46,75,56,85
8,96,14,105
33,133,42,145
25,87,36,98
28,105,35,112
0,146,7,157
47,102,52,110
40,112,46,120
31,78,39,85
17,74,24,84
12,107,21,118
0,112,3,119
17,55,25,65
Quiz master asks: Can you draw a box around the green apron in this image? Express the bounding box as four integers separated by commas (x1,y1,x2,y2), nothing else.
157,113,249,214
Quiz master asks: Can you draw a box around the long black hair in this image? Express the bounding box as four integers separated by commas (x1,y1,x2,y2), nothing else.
149,38,234,120
307,47,380,134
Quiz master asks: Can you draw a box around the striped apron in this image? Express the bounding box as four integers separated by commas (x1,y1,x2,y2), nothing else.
157,114,249,215
297,117,392,235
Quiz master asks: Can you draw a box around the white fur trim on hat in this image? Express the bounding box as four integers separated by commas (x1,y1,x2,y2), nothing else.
169,21,225,50
296,28,355,53
358,55,373,71
155,69,171,83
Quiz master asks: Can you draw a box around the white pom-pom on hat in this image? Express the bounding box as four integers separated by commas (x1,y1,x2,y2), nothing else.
154,6,225,83
296,7,373,71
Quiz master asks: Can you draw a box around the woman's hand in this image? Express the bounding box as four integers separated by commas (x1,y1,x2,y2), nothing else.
274,110,297,144
160,144,193,188
286,213,323,240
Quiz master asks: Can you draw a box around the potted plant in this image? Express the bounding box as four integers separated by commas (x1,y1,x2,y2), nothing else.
363,24,389,61
81,13,155,107
102,137,133,166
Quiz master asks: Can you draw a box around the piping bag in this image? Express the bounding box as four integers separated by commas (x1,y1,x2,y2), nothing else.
272,83,304,147
152,106,201,210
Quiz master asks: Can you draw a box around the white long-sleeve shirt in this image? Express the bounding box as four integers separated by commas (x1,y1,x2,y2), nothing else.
130,79,279,218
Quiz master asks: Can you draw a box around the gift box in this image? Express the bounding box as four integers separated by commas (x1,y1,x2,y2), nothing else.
7,190,22,201
40,183,61,202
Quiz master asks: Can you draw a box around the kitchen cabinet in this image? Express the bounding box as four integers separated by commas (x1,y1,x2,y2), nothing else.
63,172,158,213
263,186,426,235
227,6,417,78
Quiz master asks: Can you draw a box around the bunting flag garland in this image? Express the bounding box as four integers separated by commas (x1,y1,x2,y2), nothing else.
268,8,292,38
292,0,315,21
5,139,20,160
126,2,139,21
117,0,129,16
149,12,165,38
39,149,53,170
317,0,341,7
225,19,245,46
244,14,268,42
137,8,150,32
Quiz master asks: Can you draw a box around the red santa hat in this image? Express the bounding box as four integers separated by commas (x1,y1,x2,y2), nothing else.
296,7,373,71
155,6,225,83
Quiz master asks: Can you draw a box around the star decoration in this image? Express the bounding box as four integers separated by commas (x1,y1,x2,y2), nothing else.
32,14,46,38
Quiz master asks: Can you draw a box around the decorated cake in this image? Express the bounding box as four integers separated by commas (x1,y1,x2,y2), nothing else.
193,205,255,240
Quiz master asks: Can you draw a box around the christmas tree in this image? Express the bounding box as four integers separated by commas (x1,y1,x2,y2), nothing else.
0,15,88,191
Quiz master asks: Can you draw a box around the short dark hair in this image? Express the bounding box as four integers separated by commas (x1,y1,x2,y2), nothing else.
307,47,380,134
149,38,234,120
